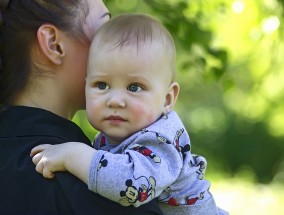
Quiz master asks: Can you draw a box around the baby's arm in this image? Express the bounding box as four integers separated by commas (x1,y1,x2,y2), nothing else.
88,132,183,207
31,142,95,185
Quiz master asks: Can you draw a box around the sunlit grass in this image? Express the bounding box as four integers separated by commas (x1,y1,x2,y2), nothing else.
210,177,284,215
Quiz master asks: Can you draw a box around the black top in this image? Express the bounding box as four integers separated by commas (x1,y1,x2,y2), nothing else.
0,106,162,215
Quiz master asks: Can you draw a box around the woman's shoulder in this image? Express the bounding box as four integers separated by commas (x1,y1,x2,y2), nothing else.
0,106,91,144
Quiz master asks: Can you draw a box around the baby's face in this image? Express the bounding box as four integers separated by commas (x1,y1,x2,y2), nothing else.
85,42,173,143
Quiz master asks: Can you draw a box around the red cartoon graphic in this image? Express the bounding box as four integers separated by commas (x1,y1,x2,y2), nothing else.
186,191,205,205
173,128,184,152
155,129,185,155
167,197,179,206
132,144,161,163
119,176,156,206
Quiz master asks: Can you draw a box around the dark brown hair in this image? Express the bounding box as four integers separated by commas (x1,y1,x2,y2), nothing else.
0,0,87,108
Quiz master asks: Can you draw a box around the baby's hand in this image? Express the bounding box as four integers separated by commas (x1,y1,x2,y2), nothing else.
30,143,70,179
31,142,95,185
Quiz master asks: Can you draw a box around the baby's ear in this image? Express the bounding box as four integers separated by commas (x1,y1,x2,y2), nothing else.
164,82,180,114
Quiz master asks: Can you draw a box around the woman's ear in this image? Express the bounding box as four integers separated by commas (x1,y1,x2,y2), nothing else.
36,24,65,65
164,82,180,114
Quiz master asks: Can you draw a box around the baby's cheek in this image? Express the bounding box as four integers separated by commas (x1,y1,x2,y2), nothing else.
131,103,156,125
86,102,99,121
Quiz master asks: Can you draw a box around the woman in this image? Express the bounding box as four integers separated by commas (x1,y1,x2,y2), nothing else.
0,0,162,214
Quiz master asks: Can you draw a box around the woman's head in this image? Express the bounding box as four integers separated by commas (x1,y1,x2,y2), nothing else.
0,0,109,116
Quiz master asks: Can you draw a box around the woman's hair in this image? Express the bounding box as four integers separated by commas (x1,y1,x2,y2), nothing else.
0,0,87,108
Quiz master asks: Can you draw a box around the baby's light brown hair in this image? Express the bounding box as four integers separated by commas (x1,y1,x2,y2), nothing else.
90,13,177,81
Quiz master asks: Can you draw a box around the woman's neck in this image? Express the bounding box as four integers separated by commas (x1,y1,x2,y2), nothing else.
13,96,75,119
12,76,76,119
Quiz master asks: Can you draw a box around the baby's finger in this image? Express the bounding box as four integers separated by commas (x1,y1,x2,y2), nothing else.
32,153,42,165
42,168,55,179
30,144,52,157
35,160,44,175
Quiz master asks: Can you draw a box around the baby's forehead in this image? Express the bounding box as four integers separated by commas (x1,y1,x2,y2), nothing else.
92,27,174,54
96,44,171,74
96,35,169,52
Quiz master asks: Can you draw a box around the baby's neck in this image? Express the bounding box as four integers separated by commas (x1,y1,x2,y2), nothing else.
107,136,125,146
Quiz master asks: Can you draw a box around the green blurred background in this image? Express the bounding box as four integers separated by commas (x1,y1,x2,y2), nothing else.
73,0,284,213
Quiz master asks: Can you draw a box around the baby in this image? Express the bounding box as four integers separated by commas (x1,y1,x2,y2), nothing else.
31,13,228,215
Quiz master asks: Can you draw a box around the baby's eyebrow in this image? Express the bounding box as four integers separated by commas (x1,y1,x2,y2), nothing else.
127,73,150,79
86,73,109,79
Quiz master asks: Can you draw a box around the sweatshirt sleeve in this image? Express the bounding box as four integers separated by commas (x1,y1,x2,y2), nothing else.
88,131,183,207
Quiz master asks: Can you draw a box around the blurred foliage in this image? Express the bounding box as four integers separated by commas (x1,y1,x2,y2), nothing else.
74,0,284,184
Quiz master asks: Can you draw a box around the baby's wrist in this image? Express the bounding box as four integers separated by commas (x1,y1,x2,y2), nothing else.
63,142,82,172
63,142,95,185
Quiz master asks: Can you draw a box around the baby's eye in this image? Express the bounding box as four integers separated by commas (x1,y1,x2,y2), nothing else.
97,82,109,90
128,84,142,92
